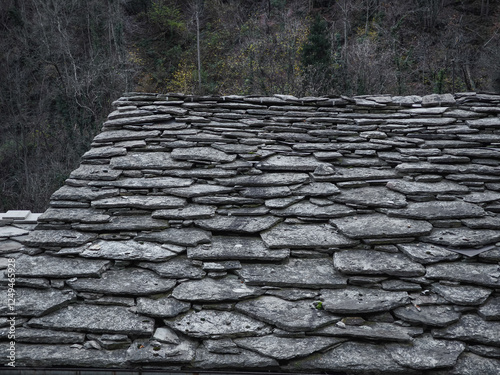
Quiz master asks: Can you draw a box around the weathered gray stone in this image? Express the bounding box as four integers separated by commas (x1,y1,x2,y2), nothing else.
0,343,128,367
67,268,176,295
312,167,399,182
111,152,192,169
69,164,122,180
139,256,206,279
127,338,196,363
152,327,180,344
92,195,186,209
236,258,347,288
15,254,110,278
103,114,175,127
169,310,271,338
80,240,177,262
163,184,234,198
195,215,281,234
171,147,236,163
285,341,408,373
332,186,407,208
426,262,500,288
265,288,319,301
393,305,461,327
192,196,263,205
153,205,216,219
204,339,240,354
23,230,97,248
0,288,76,317
188,236,289,261
193,346,278,369
265,195,304,208
334,250,425,276
321,288,409,314
0,239,24,254
257,155,327,171
90,176,193,189
397,243,461,264
136,228,211,246
74,215,168,232
236,296,340,331
432,314,500,345
217,173,310,186
478,297,500,320
421,227,500,247
82,146,127,159
0,327,85,344
432,283,492,306
387,334,465,370
272,201,355,218
469,345,500,359
0,226,29,238
463,191,500,203
38,208,110,223
136,296,191,318
29,304,155,335
386,180,469,195
387,201,485,220
330,214,432,239
450,352,500,375
315,321,422,342
291,182,340,196
467,117,500,127
381,279,422,292
172,276,262,302
261,223,358,249
463,216,500,229
234,335,344,360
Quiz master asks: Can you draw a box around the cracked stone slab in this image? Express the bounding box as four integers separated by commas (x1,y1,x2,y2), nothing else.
321,287,409,314
153,205,216,219
234,335,345,360
0,328,85,344
271,201,355,218
29,304,155,335
330,214,432,239
188,236,289,261
38,208,110,224
387,334,465,370
138,256,206,279
171,147,236,163
168,310,272,339
69,165,122,180
0,288,76,317
15,254,110,278
127,338,196,364
80,240,177,262
136,228,212,246
0,343,128,367
422,227,500,247
236,258,347,288
387,201,486,220
193,346,278,369
478,297,500,320
393,305,461,327
450,353,500,375
331,186,407,208
432,314,500,346
236,296,340,331
136,296,191,318
111,152,192,169
216,173,310,187
67,268,176,295
172,276,263,302
334,250,425,276
92,195,186,209
397,243,461,264
432,283,492,306
285,341,408,373
23,230,97,248
314,321,421,343
74,215,168,232
386,180,469,195
195,215,281,234
261,223,358,249
257,155,328,171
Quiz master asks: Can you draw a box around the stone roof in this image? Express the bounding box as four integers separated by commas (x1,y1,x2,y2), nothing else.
2,92,500,373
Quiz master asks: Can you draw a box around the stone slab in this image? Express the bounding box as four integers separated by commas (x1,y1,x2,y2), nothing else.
334,250,425,276
216,173,310,187
236,258,347,288
69,165,122,180
82,146,127,159
421,227,500,247
153,205,216,219
291,182,340,196
386,180,469,195
193,346,278,369
111,152,192,169
425,262,500,288
22,230,97,248
432,314,500,346
15,254,110,278
67,268,176,295
172,276,263,302
257,155,327,171
92,195,186,209
314,321,421,342
94,130,161,142
136,296,191,318
271,201,355,218
387,201,485,220
330,214,432,239
38,208,110,223
74,216,168,232
0,240,24,254
397,243,461,264
127,338,196,364
321,287,409,314
169,310,271,339
50,186,120,201
312,167,399,182
331,186,407,208
393,305,461,327
90,177,194,189
163,184,234,198
478,297,500,320
0,226,29,238
171,147,236,163
29,304,155,335
0,327,85,344
236,296,341,331
195,215,281,234
136,228,212,246
0,288,76,317
450,353,500,375
80,240,177,262
432,283,492,306
188,236,290,261
261,223,358,249
138,256,206,279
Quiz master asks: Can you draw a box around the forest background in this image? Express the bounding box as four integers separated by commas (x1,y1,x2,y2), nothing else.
1,0,499,211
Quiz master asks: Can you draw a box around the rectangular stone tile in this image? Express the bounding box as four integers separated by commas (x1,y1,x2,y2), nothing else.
15,254,110,278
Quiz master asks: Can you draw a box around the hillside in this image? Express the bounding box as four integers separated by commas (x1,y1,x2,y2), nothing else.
1,0,499,211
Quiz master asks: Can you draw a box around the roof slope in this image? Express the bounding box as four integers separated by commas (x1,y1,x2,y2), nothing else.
2,92,500,373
